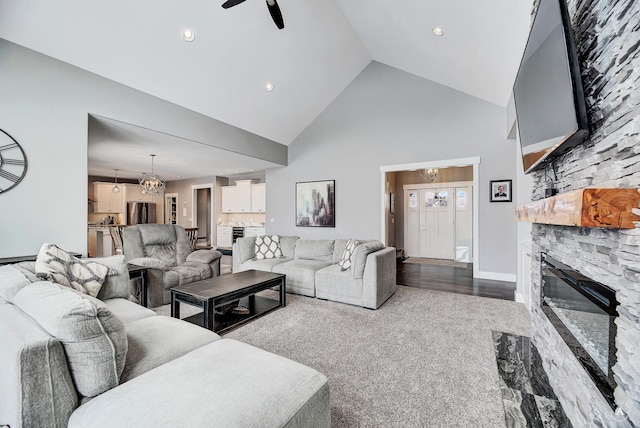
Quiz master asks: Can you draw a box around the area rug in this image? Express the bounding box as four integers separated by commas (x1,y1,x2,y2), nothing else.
404,257,468,268
156,286,531,427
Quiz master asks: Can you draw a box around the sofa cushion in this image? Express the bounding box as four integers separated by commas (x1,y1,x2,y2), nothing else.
68,339,330,428
103,298,157,325
239,257,292,272
11,261,40,282
95,255,133,301
120,315,219,383
235,236,257,264
0,265,31,303
255,235,283,260
162,262,210,290
0,303,78,428
279,236,299,258
338,239,359,271
35,243,110,297
272,260,331,296
13,282,127,397
315,264,364,306
351,241,385,279
294,239,335,263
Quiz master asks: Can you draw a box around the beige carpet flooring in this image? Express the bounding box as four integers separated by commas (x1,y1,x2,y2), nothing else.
154,286,531,427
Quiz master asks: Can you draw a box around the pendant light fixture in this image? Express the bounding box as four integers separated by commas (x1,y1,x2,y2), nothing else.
420,168,438,183
139,154,166,195
112,169,121,193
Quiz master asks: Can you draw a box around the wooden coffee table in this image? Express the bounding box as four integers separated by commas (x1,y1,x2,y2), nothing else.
170,270,286,334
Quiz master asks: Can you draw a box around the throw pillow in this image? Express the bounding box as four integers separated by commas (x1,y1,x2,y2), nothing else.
94,255,133,301
13,282,128,397
338,239,359,271
35,243,109,297
254,235,283,260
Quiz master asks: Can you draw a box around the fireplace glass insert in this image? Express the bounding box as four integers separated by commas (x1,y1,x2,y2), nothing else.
541,253,618,409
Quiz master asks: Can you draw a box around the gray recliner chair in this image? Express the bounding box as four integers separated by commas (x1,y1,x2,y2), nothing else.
123,224,222,307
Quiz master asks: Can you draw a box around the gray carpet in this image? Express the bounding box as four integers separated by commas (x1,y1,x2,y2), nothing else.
155,286,531,427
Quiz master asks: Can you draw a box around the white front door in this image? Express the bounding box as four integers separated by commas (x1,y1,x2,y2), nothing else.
419,188,455,259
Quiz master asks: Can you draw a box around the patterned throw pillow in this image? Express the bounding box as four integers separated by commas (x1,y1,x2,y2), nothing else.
339,239,359,271
35,243,109,297
255,235,283,260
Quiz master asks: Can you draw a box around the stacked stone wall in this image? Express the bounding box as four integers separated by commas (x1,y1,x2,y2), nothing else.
528,0,640,426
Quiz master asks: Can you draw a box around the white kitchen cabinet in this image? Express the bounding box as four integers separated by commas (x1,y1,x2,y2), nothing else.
94,183,124,213
123,183,154,203
221,180,265,213
251,183,266,213
216,225,233,247
221,186,239,213
244,227,265,238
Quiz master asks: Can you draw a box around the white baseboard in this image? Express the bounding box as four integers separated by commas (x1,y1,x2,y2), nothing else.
514,292,525,303
476,271,517,282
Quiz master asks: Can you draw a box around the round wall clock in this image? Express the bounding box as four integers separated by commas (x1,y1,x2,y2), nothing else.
0,128,28,194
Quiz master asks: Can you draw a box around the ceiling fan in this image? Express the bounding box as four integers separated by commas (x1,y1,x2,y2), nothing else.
222,0,285,30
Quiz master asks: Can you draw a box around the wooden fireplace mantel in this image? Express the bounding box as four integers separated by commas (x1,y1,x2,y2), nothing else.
515,188,640,228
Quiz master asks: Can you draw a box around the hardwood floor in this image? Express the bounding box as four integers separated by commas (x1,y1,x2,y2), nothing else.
396,259,516,301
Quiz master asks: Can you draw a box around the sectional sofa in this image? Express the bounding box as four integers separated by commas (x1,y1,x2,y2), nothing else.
232,236,397,309
0,254,330,428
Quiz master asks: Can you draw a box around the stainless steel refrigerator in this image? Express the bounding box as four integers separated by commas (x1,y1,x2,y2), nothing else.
127,202,156,225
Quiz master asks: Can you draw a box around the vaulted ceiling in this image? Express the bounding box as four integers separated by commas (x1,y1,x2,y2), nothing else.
0,0,532,178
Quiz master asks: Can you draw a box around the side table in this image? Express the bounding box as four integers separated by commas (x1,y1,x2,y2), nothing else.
127,264,148,307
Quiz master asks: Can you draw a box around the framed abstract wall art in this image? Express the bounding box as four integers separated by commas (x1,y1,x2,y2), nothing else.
296,180,335,227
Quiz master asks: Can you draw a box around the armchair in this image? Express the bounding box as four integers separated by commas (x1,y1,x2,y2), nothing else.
123,224,222,307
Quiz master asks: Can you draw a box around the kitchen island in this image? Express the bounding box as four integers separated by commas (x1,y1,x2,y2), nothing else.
88,225,115,257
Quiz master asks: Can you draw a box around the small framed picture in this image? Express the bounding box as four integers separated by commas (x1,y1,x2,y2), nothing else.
490,179,512,202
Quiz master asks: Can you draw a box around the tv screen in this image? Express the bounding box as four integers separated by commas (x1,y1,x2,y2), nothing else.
513,0,588,174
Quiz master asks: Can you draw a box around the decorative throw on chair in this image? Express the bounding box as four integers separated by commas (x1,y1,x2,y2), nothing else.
339,239,359,271
35,243,109,297
255,235,283,260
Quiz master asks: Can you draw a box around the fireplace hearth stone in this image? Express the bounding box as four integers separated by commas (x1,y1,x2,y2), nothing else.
493,331,572,427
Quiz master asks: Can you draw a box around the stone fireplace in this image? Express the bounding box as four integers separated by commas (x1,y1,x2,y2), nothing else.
525,0,640,426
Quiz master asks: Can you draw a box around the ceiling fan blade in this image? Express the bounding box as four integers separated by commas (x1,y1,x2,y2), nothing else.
222,0,247,9
266,0,284,29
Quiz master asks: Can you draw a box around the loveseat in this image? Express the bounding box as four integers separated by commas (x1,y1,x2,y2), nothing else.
123,224,223,307
233,236,397,309
0,254,330,428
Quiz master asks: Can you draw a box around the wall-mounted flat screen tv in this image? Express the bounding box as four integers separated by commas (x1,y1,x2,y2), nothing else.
513,0,589,174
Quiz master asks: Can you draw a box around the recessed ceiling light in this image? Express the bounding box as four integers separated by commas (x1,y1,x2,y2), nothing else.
182,29,195,42
265,82,274,92
432,27,444,36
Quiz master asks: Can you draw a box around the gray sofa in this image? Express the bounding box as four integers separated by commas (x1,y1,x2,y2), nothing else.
233,236,397,309
0,256,330,428
123,224,223,307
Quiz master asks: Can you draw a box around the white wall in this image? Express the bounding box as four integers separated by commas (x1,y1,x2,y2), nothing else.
0,39,286,258
266,62,519,276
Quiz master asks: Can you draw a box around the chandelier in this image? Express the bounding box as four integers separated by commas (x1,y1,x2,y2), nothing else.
112,169,121,194
420,168,438,183
139,154,166,195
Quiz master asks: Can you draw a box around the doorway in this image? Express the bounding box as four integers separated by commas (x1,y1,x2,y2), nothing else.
404,182,472,261
191,183,215,247
380,156,480,277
